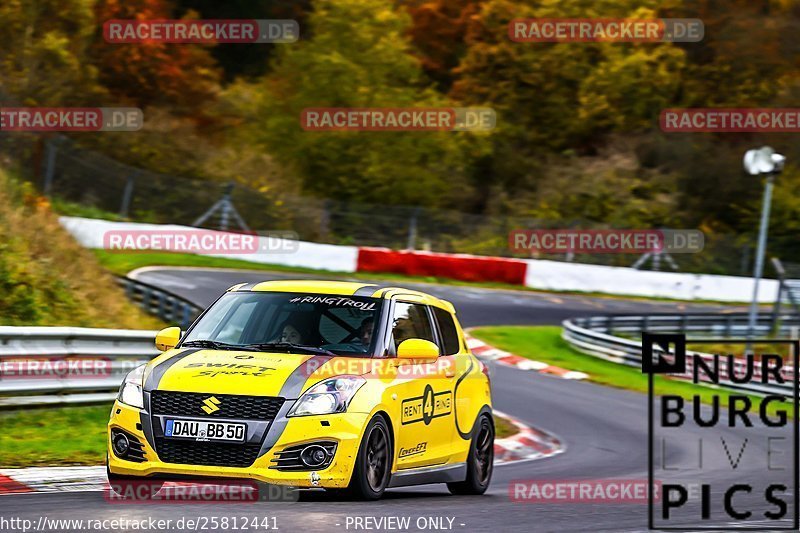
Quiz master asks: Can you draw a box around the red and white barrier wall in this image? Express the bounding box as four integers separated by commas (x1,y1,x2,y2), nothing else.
61,217,778,303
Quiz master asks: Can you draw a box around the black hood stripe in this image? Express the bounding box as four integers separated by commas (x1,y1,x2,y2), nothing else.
144,348,202,391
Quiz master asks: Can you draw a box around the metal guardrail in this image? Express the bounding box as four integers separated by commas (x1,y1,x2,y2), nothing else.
0,326,159,407
0,277,203,407
562,312,800,396
115,276,202,329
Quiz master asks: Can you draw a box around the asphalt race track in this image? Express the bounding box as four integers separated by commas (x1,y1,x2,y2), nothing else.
0,268,787,532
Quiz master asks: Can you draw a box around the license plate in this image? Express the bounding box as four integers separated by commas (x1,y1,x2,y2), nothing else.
164,419,246,442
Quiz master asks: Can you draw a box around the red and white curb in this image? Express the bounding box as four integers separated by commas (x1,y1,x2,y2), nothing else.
0,466,105,494
0,414,560,495
493,410,563,465
465,333,589,380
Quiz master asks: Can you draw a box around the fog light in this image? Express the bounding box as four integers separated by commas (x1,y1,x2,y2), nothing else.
300,445,329,467
113,432,130,456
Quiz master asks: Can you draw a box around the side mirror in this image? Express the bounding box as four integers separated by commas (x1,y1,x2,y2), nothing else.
155,327,181,352
397,338,439,360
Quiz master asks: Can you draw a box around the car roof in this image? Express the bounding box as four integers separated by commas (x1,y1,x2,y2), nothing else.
227,280,455,313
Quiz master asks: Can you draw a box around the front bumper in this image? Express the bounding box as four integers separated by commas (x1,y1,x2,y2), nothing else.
107,400,368,488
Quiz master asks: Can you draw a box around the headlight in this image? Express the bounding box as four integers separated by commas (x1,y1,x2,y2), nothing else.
118,364,146,409
288,376,366,417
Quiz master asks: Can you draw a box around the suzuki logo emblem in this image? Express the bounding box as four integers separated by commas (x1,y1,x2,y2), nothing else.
201,396,221,414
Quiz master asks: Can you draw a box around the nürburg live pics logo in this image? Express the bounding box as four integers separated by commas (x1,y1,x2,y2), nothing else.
644,332,799,530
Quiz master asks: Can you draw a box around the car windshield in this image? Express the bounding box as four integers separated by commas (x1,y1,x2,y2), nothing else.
181,291,382,357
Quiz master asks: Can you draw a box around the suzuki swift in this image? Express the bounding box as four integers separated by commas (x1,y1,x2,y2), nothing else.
107,280,494,500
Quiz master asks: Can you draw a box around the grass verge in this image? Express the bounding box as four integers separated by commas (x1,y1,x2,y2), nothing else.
0,405,109,467
470,325,792,419
493,413,518,439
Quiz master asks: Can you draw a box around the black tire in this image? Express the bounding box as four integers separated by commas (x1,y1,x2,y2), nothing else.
447,414,494,495
106,461,164,500
347,416,392,500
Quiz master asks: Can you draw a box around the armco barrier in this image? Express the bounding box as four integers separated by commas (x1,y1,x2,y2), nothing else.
0,327,159,407
357,247,528,285
60,216,778,302
562,313,800,396
115,275,202,329
525,259,779,303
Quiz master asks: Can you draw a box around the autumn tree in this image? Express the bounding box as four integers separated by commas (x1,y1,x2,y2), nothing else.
405,0,486,91
90,0,221,112
0,0,104,105
228,0,488,207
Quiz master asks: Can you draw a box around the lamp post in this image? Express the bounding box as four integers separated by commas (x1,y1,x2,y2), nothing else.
743,147,785,341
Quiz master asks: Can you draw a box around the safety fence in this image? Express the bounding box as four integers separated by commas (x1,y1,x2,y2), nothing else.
0,132,757,275
562,312,800,396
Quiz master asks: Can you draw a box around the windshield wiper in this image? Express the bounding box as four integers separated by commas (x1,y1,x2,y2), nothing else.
181,340,247,350
243,342,335,356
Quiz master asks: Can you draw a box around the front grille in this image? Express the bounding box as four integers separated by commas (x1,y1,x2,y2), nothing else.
151,391,284,420
154,438,262,467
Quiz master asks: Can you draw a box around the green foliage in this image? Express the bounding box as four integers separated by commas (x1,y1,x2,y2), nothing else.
225,0,489,207
0,0,104,105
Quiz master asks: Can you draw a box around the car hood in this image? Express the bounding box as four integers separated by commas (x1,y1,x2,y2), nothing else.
144,349,386,398
145,348,321,398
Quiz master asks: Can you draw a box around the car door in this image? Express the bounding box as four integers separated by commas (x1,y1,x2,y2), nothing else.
431,304,476,458
390,298,456,469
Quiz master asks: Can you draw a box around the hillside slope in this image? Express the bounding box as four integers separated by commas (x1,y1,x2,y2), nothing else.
0,167,161,328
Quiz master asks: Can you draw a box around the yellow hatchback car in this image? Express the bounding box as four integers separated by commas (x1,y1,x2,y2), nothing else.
107,280,494,500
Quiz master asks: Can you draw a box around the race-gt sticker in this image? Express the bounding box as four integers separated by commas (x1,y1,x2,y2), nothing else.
402,385,452,425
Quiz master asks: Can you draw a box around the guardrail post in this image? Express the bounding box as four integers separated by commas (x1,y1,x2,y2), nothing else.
141,286,151,313
181,304,192,329
157,292,166,320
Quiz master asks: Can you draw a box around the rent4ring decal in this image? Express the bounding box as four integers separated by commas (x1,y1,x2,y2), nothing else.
401,385,452,425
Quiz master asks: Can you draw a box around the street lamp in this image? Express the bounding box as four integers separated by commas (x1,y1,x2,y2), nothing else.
743,146,785,341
